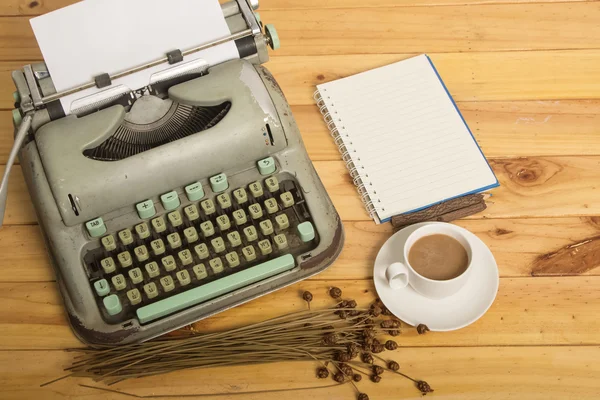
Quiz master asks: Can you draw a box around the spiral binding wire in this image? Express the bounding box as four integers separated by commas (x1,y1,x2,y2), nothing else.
314,90,378,218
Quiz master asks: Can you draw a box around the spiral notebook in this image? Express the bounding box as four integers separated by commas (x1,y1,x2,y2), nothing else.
315,54,499,224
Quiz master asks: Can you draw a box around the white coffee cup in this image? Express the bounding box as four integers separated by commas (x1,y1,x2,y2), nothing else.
385,223,474,299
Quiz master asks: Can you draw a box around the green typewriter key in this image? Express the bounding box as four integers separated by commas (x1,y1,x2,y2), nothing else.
216,215,231,231
93,279,110,297
217,193,232,209
194,243,210,260
193,264,208,280
210,173,228,193
144,282,159,299
184,204,200,221
257,157,276,176
259,220,274,236
161,191,180,211
243,226,258,242
233,209,247,225
86,217,106,238
275,214,290,230
249,181,263,198
264,198,278,215
103,294,122,316
101,257,116,274
101,235,117,251
297,221,315,242
128,267,144,284
136,199,156,219
233,188,248,205
242,245,256,262
161,255,177,272
185,182,204,202
227,231,242,247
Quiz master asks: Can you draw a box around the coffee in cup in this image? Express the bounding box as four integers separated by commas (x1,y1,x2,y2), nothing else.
407,234,469,281
385,223,473,299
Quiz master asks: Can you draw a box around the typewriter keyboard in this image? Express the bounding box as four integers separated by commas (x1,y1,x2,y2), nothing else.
84,168,318,325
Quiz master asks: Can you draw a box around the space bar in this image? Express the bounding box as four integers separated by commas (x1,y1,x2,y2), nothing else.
136,254,295,324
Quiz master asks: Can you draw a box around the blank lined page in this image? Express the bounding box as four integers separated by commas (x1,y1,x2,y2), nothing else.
316,54,498,222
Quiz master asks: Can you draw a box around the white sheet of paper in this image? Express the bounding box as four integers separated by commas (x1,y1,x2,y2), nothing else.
31,0,238,109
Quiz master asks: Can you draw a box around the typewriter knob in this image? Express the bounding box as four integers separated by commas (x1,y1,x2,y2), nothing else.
265,24,280,51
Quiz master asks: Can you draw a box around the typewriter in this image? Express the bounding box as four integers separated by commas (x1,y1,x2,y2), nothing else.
6,0,344,345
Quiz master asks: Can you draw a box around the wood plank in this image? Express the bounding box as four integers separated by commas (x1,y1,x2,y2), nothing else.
298,100,600,160
0,0,593,15
262,4,600,56
1,346,600,400
4,101,600,166
4,51,600,109
1,276,600,349
312,156,600,221
269,50,600,106
3,154,600,225
6,217,600,283
4,4,600,59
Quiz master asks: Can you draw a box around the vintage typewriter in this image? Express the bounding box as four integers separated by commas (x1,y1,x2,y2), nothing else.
6,0,344,345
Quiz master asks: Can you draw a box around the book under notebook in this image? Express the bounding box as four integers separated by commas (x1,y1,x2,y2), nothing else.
315,54,499,224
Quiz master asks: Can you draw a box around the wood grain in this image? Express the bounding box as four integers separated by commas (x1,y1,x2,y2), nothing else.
3,217,600,283
262,4,600,55
1,0,594,15
2,155,600,225
4,4,600,59
270,50,600,106
4,51,600,109
2,276,600,350
313,156,600,221
299,100,600,161
1,346,600,400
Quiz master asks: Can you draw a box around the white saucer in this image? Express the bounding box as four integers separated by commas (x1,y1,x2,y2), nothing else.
373,222,499,331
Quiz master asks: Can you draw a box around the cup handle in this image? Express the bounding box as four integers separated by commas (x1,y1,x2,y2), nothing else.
386,262,409,289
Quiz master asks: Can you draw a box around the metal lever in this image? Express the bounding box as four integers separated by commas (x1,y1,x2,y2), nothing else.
0,113,32,228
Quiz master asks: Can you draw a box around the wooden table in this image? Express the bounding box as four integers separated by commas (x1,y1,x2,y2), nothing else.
2,0,600,398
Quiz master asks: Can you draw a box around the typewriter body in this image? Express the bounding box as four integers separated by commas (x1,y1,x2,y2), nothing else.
10,0,344,345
